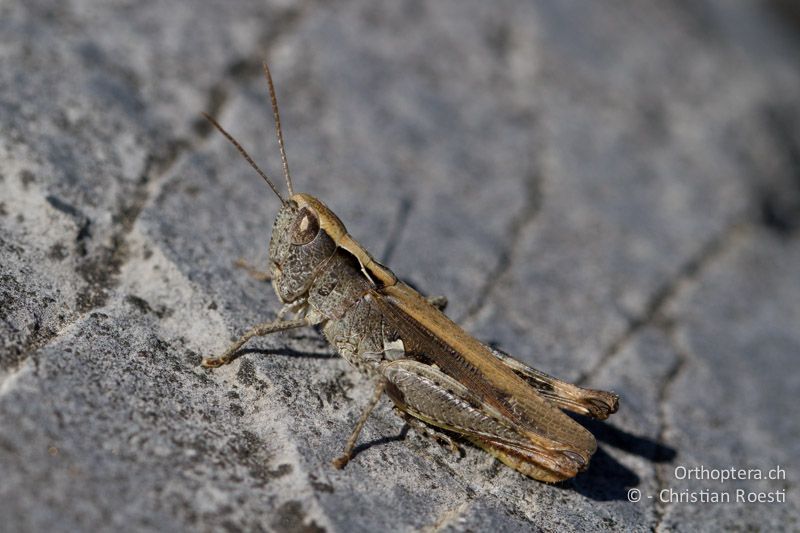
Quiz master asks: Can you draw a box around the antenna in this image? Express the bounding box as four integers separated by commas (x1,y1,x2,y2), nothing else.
262,62,295,197
201,112,286,204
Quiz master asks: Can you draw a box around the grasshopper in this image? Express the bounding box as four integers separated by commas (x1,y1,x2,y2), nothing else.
201,63,619,482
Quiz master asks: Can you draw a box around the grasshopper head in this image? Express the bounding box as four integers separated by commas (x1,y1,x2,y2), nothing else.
268,193,345,303
202,64,357,303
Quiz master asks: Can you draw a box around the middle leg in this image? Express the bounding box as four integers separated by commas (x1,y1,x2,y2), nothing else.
332,378,387,469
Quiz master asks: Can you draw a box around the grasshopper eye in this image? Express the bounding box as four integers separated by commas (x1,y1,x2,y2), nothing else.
290,206,320,245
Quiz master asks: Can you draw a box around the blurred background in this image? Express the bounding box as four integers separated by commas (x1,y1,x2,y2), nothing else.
1,1,798,531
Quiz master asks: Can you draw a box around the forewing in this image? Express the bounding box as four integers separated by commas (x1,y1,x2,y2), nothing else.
490,348,619,419
372,283,597,460
381,359,588,480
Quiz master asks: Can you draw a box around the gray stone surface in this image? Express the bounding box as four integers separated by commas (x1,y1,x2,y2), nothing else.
1,1,799,531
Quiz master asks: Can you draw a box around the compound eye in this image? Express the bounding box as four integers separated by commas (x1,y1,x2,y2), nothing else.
290,206,320,245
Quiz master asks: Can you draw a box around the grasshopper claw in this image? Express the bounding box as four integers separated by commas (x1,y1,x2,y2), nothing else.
332,455,350,469
201,356,229,368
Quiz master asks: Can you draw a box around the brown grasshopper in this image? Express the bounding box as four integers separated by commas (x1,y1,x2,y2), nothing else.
201,63,619,482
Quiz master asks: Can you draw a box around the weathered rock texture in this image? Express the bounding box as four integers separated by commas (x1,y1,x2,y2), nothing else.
1,1,799,531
